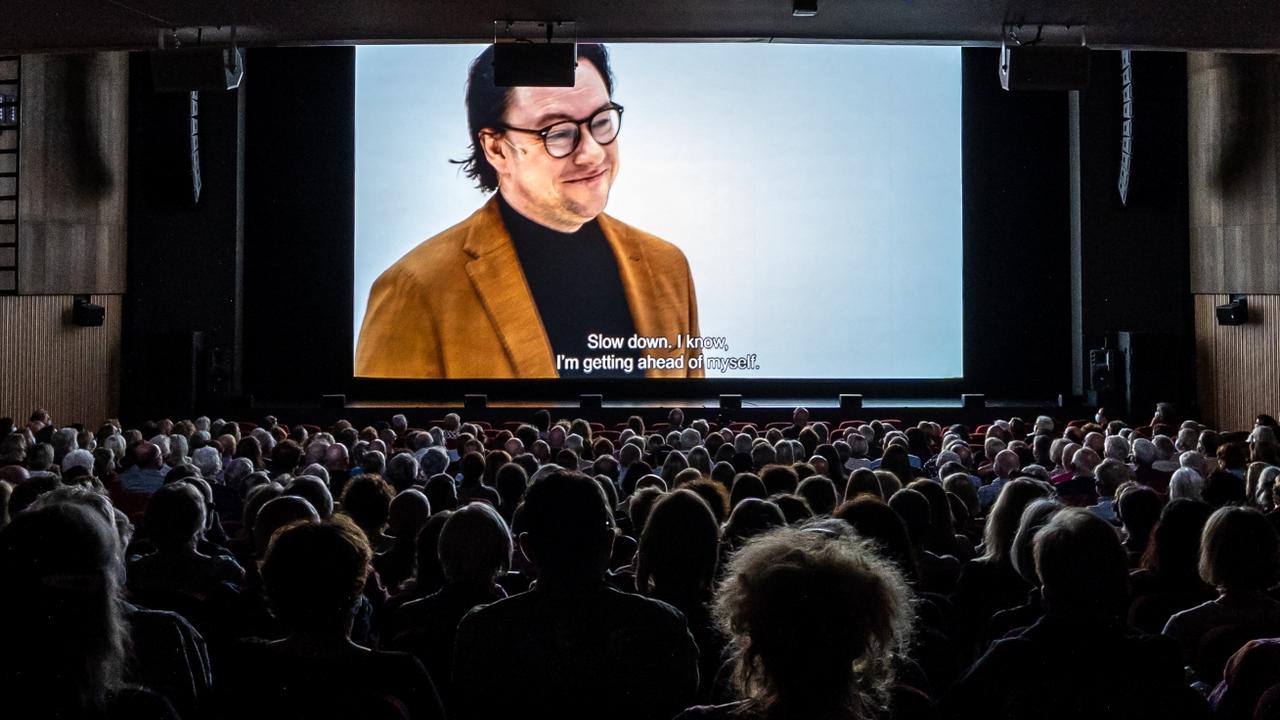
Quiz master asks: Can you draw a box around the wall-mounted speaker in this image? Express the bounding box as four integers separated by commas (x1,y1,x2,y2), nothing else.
71,295,105,327
1216,295,1248,326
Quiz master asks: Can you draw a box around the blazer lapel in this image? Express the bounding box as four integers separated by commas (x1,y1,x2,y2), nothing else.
462,198,557,377
599,214,666,343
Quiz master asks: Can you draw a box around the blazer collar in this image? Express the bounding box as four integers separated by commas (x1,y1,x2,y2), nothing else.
461,197,557,376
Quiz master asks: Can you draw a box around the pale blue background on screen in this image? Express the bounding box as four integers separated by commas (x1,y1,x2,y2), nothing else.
354,43,962,378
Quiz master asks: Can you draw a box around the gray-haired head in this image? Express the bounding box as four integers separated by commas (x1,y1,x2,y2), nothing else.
1169,467,1204,502
1131,438,1156,466
420,447,449,476
223,457,255,490
61,448,95,476
679,428,701,452
1103,435,1130,463
386,452,421,490
192,446,223,479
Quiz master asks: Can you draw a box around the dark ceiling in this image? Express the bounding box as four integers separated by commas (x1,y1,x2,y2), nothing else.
4,0,1280,54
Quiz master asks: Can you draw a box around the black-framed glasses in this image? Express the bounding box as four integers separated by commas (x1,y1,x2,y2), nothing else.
501,103,624,159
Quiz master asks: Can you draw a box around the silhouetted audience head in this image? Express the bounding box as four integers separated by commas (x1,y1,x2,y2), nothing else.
517,470,615,581
683,477,730,526
1117,484,1162,556
0,503,132,714
145,481,205,552
414,510,453,595
388,488,431,540
724,498,786,551
759,464,799,495
1034,508,1130,619
1141,499,1213,584
730,472,767,508
340,474,395,537
254,496,322,557
982,478,1050,565
636,489,720,601
834,497,920,584
1199,506,1280,593
797,476,838,516
262,515,371,635
715,524,913,719
284,474,334,519
1203,469,1246,508
1010,499,1063,585
771,493,813,524
423,472,459,515
438,502,512,584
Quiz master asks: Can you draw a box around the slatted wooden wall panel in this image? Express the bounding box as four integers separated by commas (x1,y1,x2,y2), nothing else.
0,294,121,425
1194,294,1280,431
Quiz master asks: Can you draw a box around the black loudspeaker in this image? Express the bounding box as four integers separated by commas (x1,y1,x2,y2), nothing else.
1087,346,1124,409
150,47,244,92
1000,45,1091,91
580,394,603,410
719,394,742,411
493,43,576,87
1216,295,1249,326
839,394,863,412
321,394,346,409
1117,331,1181,422
72,295,105,327
464,394,488,411
962,393,986,411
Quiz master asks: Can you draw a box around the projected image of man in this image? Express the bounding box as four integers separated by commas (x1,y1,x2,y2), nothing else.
356,44,702,379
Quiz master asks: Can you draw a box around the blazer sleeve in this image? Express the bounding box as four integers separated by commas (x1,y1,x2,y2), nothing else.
355,266,445,379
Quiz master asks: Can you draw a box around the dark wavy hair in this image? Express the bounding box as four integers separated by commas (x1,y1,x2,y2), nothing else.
453,43,615,193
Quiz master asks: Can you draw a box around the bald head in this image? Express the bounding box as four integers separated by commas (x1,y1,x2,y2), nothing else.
323,443,349,472
1072,447,1101,477
994,449,1021,479
134,441,163,469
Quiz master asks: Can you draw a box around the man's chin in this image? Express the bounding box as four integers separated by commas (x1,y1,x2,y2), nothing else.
562,192,610,223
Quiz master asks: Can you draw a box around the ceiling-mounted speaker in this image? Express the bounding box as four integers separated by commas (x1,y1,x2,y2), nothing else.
1000,45,1091,91
150,47,244,92
493,43,576,87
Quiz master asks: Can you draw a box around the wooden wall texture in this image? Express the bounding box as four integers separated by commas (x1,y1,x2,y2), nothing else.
1188,54,1280,429
1188,53,1280,294
17,52,128,294
2,53,127,424
0,294,121,424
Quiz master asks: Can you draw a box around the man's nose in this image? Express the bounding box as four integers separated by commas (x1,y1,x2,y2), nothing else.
573,127,607,165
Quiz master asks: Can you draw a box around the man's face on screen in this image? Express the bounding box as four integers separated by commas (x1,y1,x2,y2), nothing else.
487,60,619,232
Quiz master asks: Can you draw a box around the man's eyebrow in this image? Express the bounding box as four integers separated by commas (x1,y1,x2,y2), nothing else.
528,102,613,128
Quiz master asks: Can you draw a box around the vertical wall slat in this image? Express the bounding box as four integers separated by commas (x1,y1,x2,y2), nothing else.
0,294,121,424
1194,294,1280,431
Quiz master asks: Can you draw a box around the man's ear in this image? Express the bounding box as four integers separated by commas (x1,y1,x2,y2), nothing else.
479,130,510,175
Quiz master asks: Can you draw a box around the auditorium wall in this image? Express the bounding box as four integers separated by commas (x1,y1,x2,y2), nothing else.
1188,52,1280,430
0,52,127,425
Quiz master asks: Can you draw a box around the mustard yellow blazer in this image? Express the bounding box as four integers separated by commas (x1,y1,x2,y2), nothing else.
355,197,703,379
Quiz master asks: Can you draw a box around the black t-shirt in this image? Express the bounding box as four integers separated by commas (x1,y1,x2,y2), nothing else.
497,193,638,378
